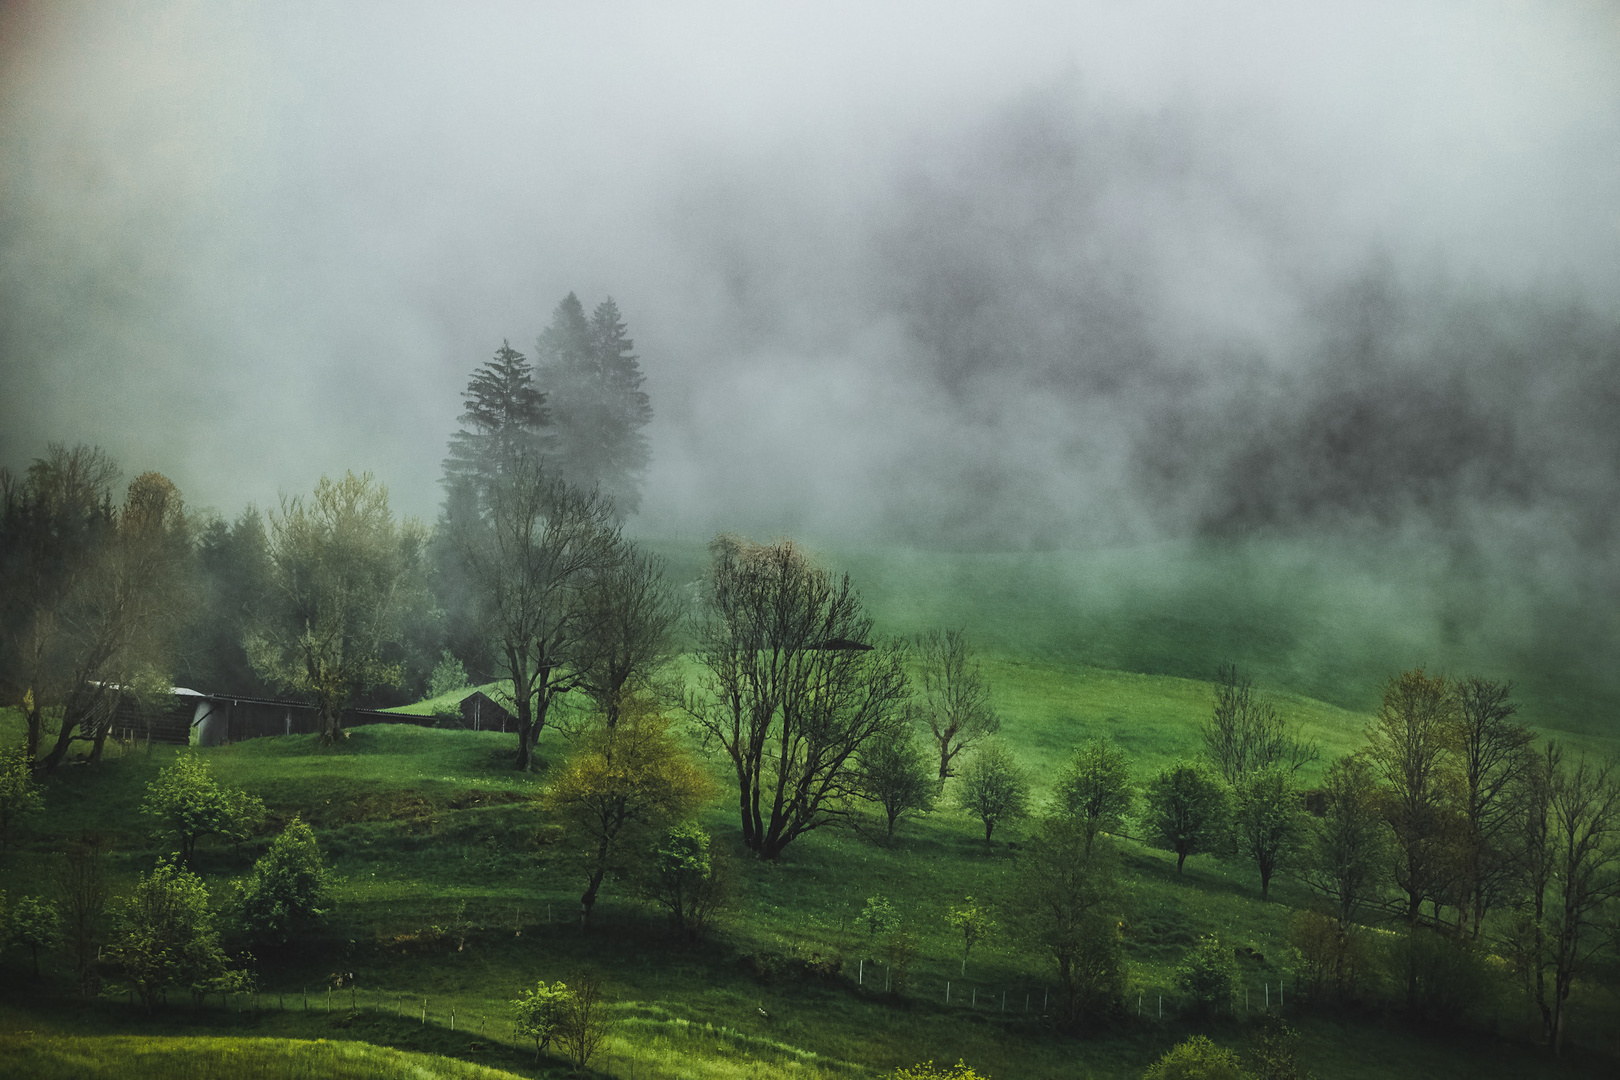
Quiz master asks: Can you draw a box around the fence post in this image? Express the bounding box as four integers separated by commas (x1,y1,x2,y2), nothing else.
859,959,863,985
1158,995,1162,1018
946,981,950,1004
422,998,427,1025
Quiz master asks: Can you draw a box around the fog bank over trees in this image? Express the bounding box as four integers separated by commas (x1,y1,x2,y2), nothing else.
2,2,1617,562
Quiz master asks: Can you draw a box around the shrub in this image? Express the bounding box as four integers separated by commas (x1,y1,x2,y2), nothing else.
5,893,59,976
141,755,266,865
1143,1036,1252,1080
0,743,43,856
511,980,570,1063
234,815,334,946
644,823,730,940
893,1061,992,1080
1288,910,1374,1002
108,858,239,1012
1174,934,1240,1017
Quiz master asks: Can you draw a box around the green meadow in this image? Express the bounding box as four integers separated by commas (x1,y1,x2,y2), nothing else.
2,537,1616,1078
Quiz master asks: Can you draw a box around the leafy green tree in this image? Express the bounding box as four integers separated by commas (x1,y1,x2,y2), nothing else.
108,858,238,1013
913,628,1000,780
946,896,995,976
954,739,1030,845
1013,816,1126,1029
535,294,653,517
248,472,425,744
511,980,571,1063
644,823,729,941
0,743,43,855
234,815,334,946
5,894,59,976
860,894,899,951
427,650,469,701
689,536,911,858
858,719,938,838
141,754,265,866
1052,737,1134,850
1142,1036,1252,1080
1,452,197,771
1297,753,1387,923
1174,934,1241,1018
544,694,713,924
1145,760,1230,873
1234,766,1303,900
179,507,274,698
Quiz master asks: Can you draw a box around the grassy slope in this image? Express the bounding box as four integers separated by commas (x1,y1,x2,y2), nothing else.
3,536,1617,1078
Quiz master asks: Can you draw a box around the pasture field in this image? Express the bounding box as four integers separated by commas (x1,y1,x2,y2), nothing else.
2,537,1616,1078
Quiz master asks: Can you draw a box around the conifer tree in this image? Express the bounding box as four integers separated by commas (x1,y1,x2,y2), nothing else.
536,294,653,517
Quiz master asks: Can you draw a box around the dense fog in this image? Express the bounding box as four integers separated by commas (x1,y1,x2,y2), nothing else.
3,2,1617,561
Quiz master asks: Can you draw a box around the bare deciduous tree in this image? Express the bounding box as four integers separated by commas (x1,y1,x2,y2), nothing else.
1448,676,1533,937
687,536,911,858
450,453,620,770
1201,663,1317,786
915,628,999,780
574,546,682,728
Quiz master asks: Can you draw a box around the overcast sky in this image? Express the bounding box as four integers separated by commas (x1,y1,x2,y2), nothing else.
2,1,1618,546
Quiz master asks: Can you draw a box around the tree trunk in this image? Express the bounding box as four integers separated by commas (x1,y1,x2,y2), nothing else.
984,819,995,845
1176,848,1187,874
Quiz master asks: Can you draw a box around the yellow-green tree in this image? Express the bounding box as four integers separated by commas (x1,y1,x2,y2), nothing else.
545,693,713,925
248,472,425,744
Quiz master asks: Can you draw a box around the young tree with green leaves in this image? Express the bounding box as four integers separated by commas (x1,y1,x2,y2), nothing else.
946,896,995,976
1013,816,1126,1030
141,754,265,867
544,694,713,925
860,894,899,951
235,815,334,946
0,743,43,855
858,718,938,839
512,980,571,1063
1052,737,1134,851
1234,766,1303,901
1174,933,1241,1018
248,472,425,744
109,858,239,1013
5,894,59,977
644,823,729,941
1145,760,1230,874
954,739,1030,845
914,628,1000,780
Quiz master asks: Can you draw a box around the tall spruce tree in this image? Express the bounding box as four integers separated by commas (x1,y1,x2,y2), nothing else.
536,294,653,517
436,342,551,681
442,341,550,504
